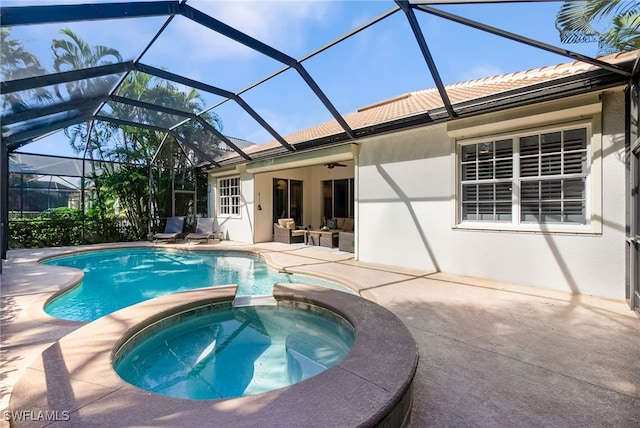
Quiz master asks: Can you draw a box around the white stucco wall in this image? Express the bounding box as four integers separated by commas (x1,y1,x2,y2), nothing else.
208,168,255,243
356,90,627,299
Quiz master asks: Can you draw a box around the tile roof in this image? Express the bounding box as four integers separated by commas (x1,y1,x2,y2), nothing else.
235,50,639,158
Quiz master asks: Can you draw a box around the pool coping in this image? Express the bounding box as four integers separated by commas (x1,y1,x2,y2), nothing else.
8,284,419,427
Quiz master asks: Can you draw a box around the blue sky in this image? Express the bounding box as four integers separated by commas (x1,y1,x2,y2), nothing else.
5,0,600,157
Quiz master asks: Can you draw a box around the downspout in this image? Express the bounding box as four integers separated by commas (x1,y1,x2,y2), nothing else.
352,143,360,260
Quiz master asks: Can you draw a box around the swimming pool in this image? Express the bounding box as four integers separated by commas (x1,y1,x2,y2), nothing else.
43,248,353,322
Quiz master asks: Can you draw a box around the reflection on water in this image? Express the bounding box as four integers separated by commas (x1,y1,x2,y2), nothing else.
114,304,354,400
44,248,352,321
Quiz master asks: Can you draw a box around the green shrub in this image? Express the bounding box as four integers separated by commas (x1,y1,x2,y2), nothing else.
8,207,137,249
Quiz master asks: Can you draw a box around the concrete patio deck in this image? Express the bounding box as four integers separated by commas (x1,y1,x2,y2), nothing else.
1,241,639,427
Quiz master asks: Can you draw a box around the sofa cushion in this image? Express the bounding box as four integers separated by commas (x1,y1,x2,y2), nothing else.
343,218,354,232
335,217,345,230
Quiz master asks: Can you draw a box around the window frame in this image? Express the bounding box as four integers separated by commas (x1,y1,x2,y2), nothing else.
217,176,241,218
454,119,601,234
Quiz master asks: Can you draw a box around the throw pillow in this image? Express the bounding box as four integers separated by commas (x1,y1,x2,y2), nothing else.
278,218,293,227
326,219,337,229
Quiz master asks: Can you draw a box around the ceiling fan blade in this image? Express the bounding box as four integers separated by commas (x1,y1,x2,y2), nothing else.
325,162,347,169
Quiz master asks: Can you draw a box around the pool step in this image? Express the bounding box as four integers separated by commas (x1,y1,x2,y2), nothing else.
244,346,288,396
232,295,277,308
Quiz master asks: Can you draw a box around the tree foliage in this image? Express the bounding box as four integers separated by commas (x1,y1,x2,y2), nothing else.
5,27,226,244
52,28,123,153
556,0,640,54
46,30,224,240
1,27,52,113
9,207,131,248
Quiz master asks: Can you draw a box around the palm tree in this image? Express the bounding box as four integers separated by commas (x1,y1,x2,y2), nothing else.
48,30,226,239
51,29,123,225
556,0,640,54
1,27,52,113
52,28,122,92
51,28,123,153
107,72,224,235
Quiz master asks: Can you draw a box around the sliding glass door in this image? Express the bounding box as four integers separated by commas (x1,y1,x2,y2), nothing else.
273,178,303,226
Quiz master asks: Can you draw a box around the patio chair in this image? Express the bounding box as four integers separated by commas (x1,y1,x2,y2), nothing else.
153,216,185,243
186,217,216,244
273,218,306,244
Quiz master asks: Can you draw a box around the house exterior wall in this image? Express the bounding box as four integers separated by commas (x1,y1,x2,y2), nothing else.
208,168,255,242
356,90,627,299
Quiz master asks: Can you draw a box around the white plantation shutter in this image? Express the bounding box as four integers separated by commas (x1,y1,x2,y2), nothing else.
460,125,588,227
461,139,514,222
519,128,587,224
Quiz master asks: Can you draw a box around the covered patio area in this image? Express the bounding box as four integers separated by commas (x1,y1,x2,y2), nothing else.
1,241,639,427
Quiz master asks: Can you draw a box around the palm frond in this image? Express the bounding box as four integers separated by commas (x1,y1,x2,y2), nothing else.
599,12,640,52
92,45,123,65
556,0,640,53
556,1,604,43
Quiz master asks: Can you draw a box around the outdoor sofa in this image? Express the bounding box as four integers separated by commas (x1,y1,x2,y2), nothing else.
328,217,355,253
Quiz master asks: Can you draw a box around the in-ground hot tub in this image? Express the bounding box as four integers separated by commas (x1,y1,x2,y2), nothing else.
9,284,419,428
113,299,355,400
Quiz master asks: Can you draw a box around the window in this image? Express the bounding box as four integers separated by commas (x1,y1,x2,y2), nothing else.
323,178,354,219
218,177,240,216
458,124,591,231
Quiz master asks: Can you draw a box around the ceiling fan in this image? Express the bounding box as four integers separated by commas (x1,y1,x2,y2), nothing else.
325,162,347,169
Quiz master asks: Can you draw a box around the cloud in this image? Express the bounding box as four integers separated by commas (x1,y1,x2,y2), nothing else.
165,1,333,64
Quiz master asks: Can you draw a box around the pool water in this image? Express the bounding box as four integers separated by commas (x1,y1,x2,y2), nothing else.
114,302,355,400
44,248,352,321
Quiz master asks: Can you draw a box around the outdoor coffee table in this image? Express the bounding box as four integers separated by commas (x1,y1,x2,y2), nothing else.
306,230,339,248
